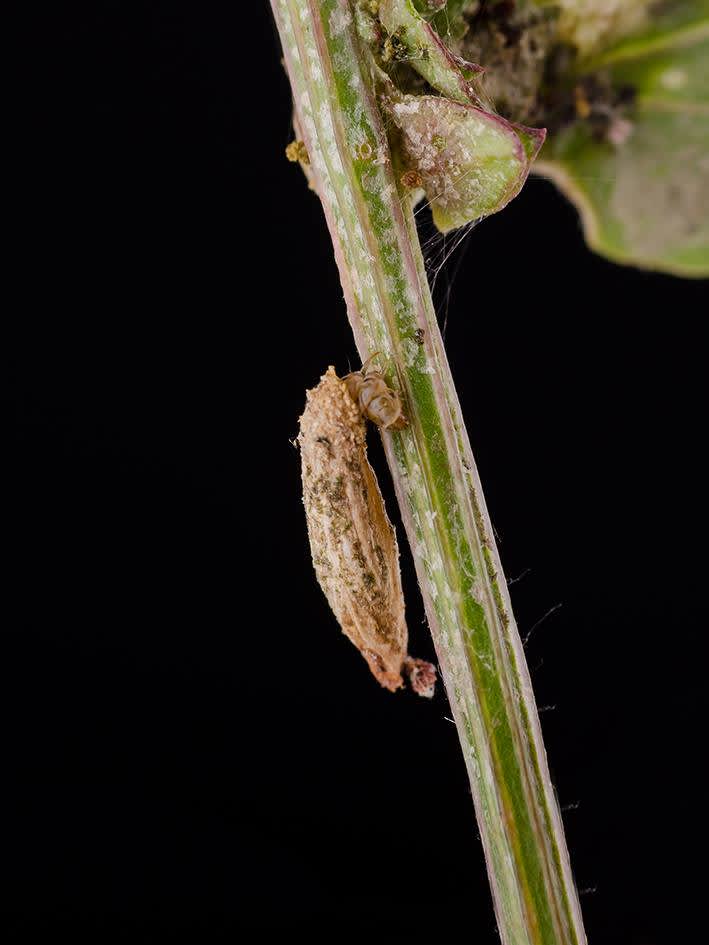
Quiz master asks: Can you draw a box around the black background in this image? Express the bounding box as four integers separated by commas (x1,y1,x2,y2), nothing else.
6,3,707,943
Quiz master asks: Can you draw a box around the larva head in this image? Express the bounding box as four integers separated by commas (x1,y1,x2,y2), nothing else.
343,368,407,431
360,375,407,430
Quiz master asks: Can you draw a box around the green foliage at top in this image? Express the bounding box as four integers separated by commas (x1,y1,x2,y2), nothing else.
381,0,709,276
378,0,544,225
539,4,709,276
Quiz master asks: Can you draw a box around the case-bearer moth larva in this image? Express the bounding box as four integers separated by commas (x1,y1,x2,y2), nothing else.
298,366,436,697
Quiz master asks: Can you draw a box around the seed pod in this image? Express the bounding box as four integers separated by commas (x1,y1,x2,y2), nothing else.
298,367,435,697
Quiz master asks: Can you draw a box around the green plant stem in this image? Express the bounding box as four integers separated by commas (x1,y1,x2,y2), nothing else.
270,3,587,943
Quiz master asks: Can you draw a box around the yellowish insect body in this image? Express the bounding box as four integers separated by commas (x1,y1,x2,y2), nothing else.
343,365,407,431
298,367,434,696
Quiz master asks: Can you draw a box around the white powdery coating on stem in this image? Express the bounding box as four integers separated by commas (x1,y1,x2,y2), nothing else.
328,5,352,38
283,0,393,355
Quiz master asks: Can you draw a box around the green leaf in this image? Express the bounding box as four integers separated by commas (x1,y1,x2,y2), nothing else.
378,0,487,106
427,0,478,45
384,90,545,231
379,0,546,230
581,0,709,66
538,16,709,276
554,0,655,58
